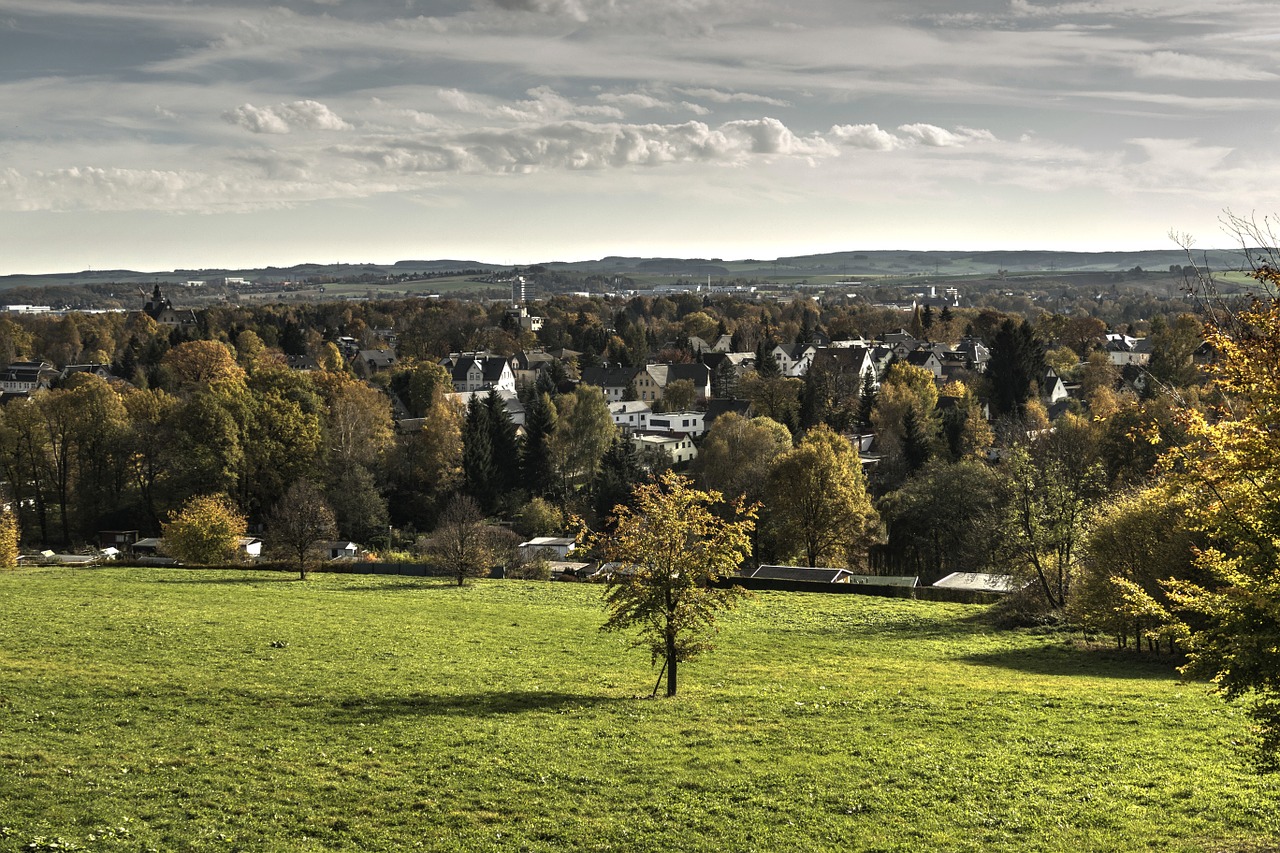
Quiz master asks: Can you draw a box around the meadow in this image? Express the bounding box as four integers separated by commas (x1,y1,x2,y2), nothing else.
0,568,1276,852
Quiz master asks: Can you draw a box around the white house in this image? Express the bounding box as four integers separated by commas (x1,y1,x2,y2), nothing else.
517,536,577,561
609,400,651,432
631,432,698,466
442,353,517,393
646,411,706,438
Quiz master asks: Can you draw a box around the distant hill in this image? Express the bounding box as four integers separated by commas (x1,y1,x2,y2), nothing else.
0,248,1251,291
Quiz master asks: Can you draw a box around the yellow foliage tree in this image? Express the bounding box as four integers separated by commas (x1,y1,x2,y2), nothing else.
591,473,756,698
1165,273,1280,761
162,494,247,565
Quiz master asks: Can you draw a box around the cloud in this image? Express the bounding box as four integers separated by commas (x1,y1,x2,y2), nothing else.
898,124,997,147
223,100,352,134
438,86,623,121
828,123,996,151
1128,50,1276,81
333,116,836,176
676,87,791,108
828,123,900,151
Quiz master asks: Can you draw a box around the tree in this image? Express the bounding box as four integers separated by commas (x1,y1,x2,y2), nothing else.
1163,278,1280,762
1073,485,1199,652
268,479,339,580
160,340,245,389
162,493,246,565
660,378,697,413
694,413,791,506
997,415,1105,610
763,425,880,568
878,459,1004,583
591,472,756,697
986,318,1046,421
427,494,496,586
549,385,616,499
521,392,557,497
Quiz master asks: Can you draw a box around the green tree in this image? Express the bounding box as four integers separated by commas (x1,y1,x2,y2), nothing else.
162,493,247,565
660,378,697,413
986,318,1046,421
997,415,1105,610
521,392,557,497
764,425,880,568
549,385,617,500
694,413,791,506
878,459,1004,583
591,472,756,697
1073,484,1199,651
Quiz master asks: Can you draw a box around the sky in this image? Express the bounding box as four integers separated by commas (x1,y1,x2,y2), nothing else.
3,0,1280,274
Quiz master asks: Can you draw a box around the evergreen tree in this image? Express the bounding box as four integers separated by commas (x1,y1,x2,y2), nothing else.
986,318,1047,421
484,388,521,498
857,370,878,431
593,436,647,521
462,396,497,510
521,392,557,498
901,406,933,474
711,358,738,399
755,338,781,378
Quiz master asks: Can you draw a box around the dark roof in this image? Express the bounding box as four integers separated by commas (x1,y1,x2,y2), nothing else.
580,365,641,388
703,398,752,426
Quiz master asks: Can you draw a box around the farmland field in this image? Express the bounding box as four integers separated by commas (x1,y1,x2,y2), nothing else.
0,568,1276,852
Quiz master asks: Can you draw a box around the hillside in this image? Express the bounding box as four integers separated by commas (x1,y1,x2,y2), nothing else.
1,568,1274,852
0,248,1250,293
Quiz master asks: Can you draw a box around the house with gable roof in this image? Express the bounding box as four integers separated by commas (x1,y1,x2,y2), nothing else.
441,352,517,393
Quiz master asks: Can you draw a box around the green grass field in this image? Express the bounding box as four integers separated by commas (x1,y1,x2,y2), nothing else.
1,569,1276,852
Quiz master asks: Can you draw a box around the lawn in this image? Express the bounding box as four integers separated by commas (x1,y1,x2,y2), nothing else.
0,568,1275,852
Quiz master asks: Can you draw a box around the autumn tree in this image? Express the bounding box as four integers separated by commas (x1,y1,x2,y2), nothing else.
162,493,246,565
427,494,496,586
1164,275,1280,761
591,472,756,697
763,425,880,568
268,479,339,580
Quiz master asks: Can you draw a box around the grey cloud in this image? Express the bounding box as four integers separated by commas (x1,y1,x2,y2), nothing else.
334,116,836,175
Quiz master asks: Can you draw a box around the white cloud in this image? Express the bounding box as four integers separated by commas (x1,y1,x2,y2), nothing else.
676,87,791,108
223,100,352,134
829,123,996,151
829,123,900,151
898,124,997,147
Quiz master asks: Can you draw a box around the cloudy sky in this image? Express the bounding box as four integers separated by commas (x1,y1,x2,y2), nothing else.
2,0,1279,273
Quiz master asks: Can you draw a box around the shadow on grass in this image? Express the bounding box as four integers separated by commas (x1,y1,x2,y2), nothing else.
962,646,1181,680
338,690,615,718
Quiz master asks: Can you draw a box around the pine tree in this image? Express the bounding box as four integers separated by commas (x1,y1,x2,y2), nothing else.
755,338,781,378
522,393,557,497
462,396,497,510
484,388,521,498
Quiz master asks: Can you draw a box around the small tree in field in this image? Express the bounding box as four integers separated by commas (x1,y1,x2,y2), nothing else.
268,479,338,580
162,494,246,565
427,494,496,586
589,472,756,698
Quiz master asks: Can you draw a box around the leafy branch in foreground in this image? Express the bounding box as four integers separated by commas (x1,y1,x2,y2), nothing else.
588,473,756,698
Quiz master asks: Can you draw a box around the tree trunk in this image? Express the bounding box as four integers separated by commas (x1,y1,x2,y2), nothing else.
666,634,678,698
